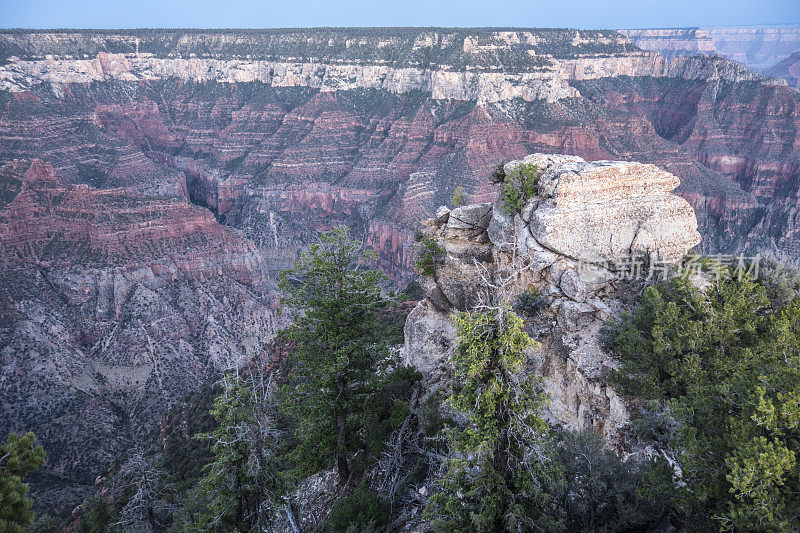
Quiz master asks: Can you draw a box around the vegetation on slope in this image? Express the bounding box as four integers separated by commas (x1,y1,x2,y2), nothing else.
607,257,800,530
12,232,800,532
426,307,552,530
0,28,637,67
0,432,45,533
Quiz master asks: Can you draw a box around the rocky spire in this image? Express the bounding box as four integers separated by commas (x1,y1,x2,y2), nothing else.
402,153,701,446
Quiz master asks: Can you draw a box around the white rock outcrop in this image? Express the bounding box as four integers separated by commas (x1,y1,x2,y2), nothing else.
0,49,766,103
402,153,701,446
510,153,701,265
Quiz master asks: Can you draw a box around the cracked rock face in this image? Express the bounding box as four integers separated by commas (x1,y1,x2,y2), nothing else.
402,153,701,446
505,154,702,266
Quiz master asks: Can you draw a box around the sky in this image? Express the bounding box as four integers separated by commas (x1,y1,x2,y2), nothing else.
1,0,799,30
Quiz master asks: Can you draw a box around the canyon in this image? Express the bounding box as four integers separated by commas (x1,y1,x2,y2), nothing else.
1,27,799,513
620,25,800,70
765,50,800,90
0,159,283,510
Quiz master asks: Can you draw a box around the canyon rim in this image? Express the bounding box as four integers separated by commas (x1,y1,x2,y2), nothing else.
1,25,799,519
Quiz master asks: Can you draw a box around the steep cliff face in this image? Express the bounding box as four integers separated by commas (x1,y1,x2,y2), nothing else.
1,28,799,512
572,70,800,256
619,26,800,71
1,50,797,276
403,153,701,446
764,51,800,90
0,160,283,511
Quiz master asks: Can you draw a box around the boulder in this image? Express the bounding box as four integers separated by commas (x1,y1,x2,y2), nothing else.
402,300,457,375
487,193,515,249
435,205,451,224
513,156,701,264
560,268,589,302
557,300,596,332
446,202,492,239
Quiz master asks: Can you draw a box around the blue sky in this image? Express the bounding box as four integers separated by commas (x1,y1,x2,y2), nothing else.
1,0,798,29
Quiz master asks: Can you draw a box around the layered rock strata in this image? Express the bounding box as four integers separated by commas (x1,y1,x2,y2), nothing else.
764,51,800,90
402,154,700,445
0,48,767,103
0,29,797,277
619,26,800,70
0,160,283,512
2,28,799,511
0,29,796,278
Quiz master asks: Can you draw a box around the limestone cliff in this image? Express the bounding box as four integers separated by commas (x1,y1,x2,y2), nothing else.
0,34,767,102
1,29,798,277
402,153,700,446
619,26,800,71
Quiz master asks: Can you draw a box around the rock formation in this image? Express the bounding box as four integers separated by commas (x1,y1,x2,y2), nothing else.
619,26,800,71
1,27,798,512
0,160,284,511
0,28,796,279
402,153,700,445
764,51,800,90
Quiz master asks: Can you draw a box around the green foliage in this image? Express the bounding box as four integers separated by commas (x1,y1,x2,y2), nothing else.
547,429,675,531
414,233,445,277
183,373,286,532
27,514,62,532
363,366,422,460
0,28,634,69
401,280,425,301
279,225,396,481
77,496,117,533
427,308,553,531
489,163,507,184
608,270,800,530
451,186,466,208
758,254,800,308
329,486,390,532
500,163,539,215
447,310,544,447
512,287,544,318
159,380,220,492
0,432,45,533
376,300,416,347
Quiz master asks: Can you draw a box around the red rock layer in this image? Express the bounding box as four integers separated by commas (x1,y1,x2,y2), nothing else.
0,159,262,283
0,159,282,511
1,71,799,277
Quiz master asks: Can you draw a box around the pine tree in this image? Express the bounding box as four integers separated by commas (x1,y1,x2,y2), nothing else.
112,448,173,532
185,371,285,532
0,432,46,533
278,225,393,482
609,264,800,530
426,307,554,531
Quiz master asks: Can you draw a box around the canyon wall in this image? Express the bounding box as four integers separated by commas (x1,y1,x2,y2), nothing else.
619,26,800,70
1,27,799,513
764,51,800,90
0,159,284,511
